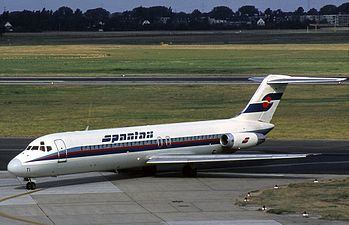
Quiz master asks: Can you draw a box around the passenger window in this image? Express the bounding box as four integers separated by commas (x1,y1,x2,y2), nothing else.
40,146,45,152
31,146,38,150
47,146,52,151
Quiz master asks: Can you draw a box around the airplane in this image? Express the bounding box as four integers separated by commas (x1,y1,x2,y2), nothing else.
7,75,346,190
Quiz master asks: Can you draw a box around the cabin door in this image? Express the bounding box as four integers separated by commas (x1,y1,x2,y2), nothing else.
54,139,67,163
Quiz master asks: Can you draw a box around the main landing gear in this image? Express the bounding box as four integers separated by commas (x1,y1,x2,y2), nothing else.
25,178,36,190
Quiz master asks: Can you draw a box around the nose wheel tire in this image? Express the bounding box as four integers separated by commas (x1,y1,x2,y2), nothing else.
26,182,36,190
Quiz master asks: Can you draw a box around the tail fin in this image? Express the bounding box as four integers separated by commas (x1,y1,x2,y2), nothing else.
236,75,346,123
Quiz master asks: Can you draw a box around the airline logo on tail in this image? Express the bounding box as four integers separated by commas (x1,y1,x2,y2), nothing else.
243,93,283,113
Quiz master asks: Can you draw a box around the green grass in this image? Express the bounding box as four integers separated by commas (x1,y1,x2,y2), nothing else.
0,84,347,138
237,178,349,221
0,44,349,77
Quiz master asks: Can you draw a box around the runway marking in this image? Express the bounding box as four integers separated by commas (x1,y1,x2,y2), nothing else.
30,172,122,195
0,189,45,225
0,177,37,206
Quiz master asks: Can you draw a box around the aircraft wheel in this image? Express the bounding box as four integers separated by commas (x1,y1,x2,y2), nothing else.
26,182,36,190
182,164,197,177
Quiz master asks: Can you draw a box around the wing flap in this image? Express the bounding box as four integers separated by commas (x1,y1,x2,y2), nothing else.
146,154,311,164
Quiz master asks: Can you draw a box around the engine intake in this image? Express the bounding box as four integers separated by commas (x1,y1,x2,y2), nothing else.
220,132,265,150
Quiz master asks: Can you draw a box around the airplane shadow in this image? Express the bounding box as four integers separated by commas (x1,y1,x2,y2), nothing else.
13,168,312,190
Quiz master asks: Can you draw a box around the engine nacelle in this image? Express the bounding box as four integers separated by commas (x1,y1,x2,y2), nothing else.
220,132,265,150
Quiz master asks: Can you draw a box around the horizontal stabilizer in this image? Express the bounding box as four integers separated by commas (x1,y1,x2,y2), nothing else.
249,75,346,84
147,153,311,164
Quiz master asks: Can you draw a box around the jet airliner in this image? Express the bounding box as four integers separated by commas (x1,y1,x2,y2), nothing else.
7,75,346,190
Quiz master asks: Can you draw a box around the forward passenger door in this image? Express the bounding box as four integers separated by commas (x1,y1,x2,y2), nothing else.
54,139,67,163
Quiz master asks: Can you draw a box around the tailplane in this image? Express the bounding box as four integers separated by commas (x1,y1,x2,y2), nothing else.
236,75,346,123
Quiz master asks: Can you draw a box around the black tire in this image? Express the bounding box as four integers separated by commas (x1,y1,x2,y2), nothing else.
26,182,32,190
26,182,36,190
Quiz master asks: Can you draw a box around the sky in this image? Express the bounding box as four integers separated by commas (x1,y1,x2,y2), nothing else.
0,0,348,13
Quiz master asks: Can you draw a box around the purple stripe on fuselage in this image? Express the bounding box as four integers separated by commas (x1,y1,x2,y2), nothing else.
28,138,221,163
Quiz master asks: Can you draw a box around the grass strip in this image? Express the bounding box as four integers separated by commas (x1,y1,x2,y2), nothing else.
237,177,349,221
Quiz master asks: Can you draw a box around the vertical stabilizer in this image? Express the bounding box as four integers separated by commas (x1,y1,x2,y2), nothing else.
237,75,288,122
236,75,346,123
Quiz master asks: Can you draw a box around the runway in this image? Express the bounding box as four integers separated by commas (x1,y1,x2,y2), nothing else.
0,138,348,225
1,76,348,85
0,76,250,85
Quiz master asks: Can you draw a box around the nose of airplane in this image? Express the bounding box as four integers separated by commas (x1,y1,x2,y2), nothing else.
7,158,25,176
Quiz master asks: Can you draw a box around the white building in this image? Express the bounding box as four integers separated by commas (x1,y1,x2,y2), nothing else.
4,21,13,31
257,18,265,26
142,20,150,26
307,14,349,26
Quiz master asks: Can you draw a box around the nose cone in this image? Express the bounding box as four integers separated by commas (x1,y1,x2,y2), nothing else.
8,158,25,176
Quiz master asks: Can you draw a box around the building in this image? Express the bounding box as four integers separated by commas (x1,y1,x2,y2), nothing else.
142,20,150,26
307,14,349,27
4,22,13,32
257,18,265,26
208,17,228,25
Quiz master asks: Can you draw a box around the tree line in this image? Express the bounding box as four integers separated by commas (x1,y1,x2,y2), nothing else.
0,3,348,33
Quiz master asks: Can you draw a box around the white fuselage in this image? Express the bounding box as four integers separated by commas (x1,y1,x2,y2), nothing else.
9,118,273,178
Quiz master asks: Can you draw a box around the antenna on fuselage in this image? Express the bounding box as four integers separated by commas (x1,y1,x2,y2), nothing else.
85,103,93,131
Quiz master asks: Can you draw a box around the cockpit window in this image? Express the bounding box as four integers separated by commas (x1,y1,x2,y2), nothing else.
31,146,39,150
40,146,45,152
26,146,32,150
47,146,52,152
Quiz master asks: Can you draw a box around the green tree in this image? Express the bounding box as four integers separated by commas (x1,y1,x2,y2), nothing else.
338,2,349,14
53,6,74,31
209,6,234,19
238,5,259,16
307,8,318,15
319,5,338,15
85,8,110,30
294,7,305,15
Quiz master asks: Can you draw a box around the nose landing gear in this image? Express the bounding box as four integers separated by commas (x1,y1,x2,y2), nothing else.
25,178,36,190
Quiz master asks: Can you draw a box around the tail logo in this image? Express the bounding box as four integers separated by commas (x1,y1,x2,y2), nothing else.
262,96,272,108
242,93,283,114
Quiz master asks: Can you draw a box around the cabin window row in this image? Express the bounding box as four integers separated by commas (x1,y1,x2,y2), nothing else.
171,134,220,142
81,140,159,150
80,134,221,151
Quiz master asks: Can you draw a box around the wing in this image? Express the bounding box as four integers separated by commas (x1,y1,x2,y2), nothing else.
146,154,312,164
